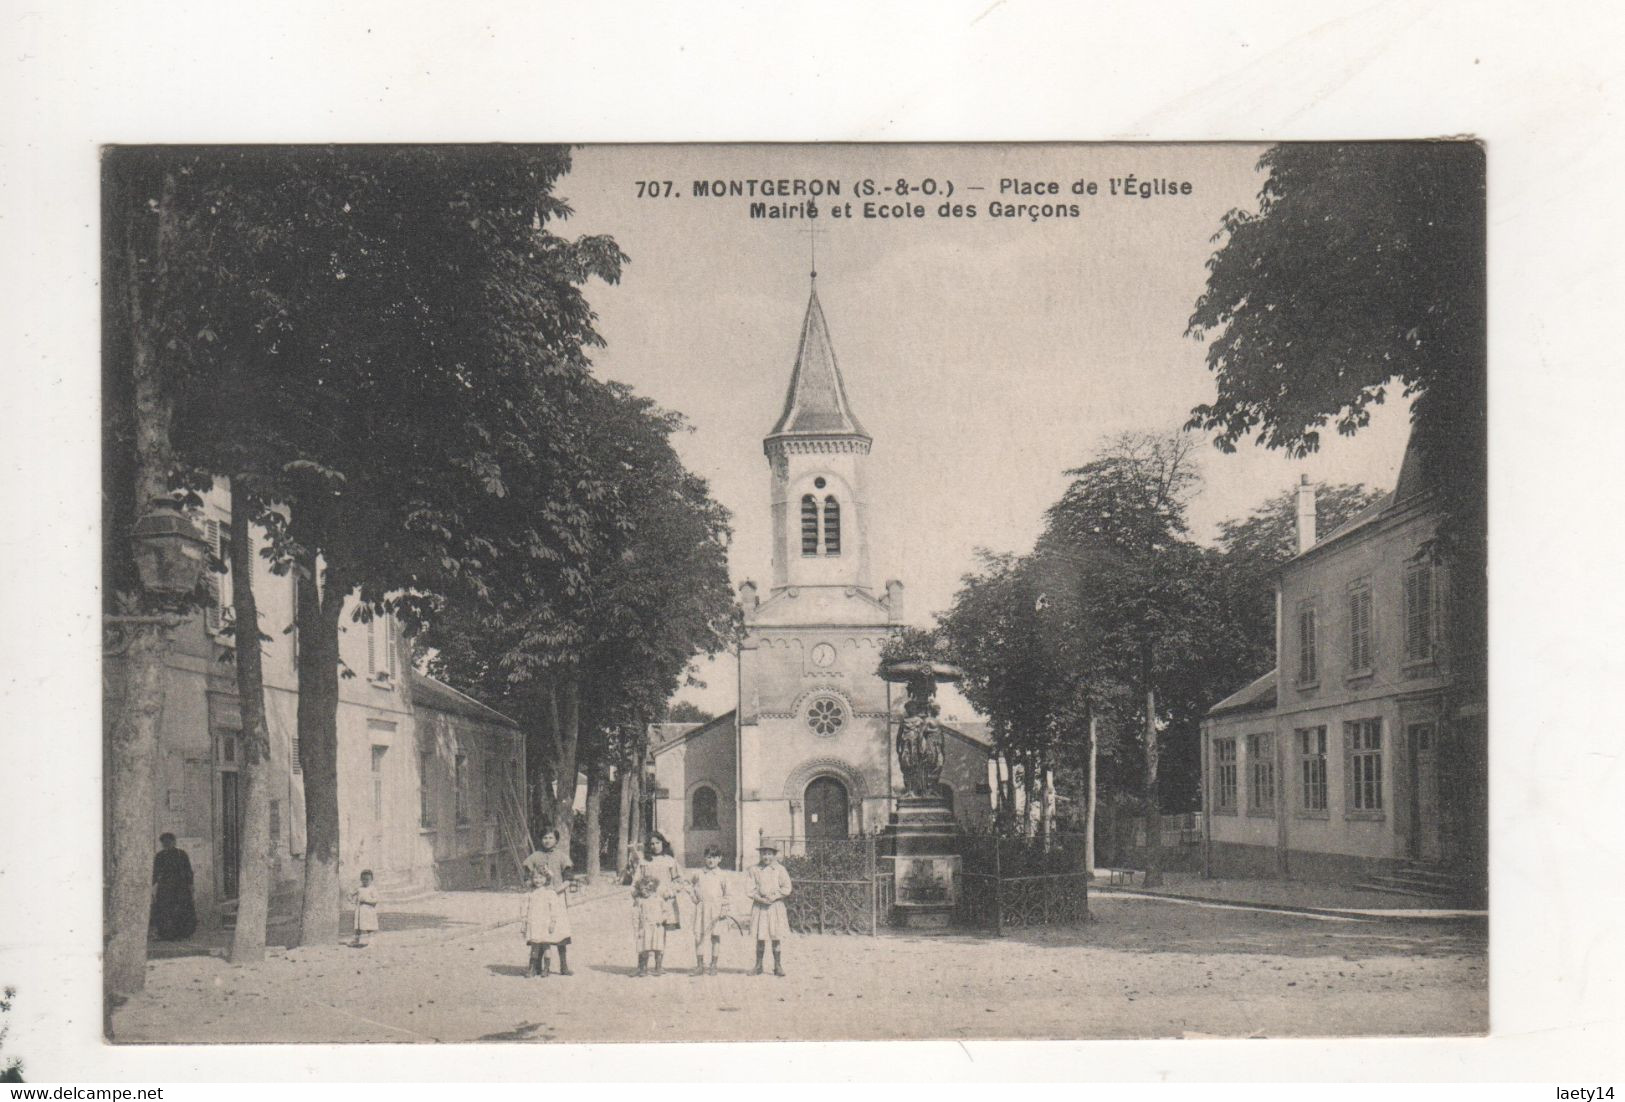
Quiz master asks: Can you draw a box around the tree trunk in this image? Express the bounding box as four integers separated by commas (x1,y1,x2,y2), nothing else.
551,675,582,858
294,552,347,946
228,500,273,964
106,171,179,997
583,760,604,882
1141,666,1164,888
628,760,644,861
1085,714,1098,877
615,761,632,875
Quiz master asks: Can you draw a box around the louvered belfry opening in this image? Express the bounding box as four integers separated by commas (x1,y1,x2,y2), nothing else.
823,495,841,555
801,494,819,555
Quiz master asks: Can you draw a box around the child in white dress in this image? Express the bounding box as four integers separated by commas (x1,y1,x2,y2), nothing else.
523,864,571,978
349,869,379,948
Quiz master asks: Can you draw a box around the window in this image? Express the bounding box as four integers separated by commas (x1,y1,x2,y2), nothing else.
806,696,844,737
291,735,302,775
419,750,435,828
455,752,469,825
1247,733,1275,813
1348,580,1374,674
823,495,841,555
269,798,281,842
1296,726,1328,812
1404,561,1435,663
205,518,235,639
801,494,819,555
1296,602,1318,684
1346,719,1383,814
1213,738,1238,812
368,612,396,682
371,745,388,818
691,785,719,830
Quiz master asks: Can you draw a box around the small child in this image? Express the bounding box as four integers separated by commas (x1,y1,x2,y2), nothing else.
632,875,667,977
747,845,792,977
522,864,571,978
349,869,379,948
688,845,733,976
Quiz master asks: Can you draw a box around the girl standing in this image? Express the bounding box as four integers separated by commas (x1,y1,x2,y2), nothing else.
523,864,571,977
349,869,379,948
631,875,668,977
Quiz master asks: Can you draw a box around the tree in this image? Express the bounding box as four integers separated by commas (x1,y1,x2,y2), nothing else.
105,146,625,947
1187,142,1486,681
1037,431,1211,886
1211,481,1387,684
426,382,736,865
663,701,715,724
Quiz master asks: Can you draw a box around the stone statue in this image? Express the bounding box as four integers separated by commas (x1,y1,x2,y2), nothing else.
896,678,945,797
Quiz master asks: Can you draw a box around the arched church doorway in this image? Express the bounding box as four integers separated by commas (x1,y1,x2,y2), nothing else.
804,776,850,841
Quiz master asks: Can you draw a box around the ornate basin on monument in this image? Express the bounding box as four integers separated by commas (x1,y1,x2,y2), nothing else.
878,657,965,927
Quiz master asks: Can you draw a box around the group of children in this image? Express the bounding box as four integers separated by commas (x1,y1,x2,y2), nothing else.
628,839,794,978
520,833,795,980
347,832,795,980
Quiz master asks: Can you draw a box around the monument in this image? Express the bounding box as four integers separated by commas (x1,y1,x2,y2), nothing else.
878,657,964,928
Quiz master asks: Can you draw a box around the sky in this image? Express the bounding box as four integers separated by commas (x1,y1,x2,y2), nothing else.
557,145,1415,715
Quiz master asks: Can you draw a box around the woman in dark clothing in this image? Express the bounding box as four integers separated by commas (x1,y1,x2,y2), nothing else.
150,833,197,940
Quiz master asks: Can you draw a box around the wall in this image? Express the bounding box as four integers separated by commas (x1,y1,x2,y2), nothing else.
1203,495,1455,879
651,715,738,867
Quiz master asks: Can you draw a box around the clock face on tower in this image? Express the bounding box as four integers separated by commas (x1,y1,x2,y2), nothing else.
810,642,837,669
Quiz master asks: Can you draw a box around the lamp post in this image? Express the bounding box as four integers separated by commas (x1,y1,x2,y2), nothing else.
104,498,210,651
104,496,209,996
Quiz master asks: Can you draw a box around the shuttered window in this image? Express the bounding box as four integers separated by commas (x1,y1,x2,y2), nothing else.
823,495,841,555
291,735,302,775
1348,581,1374,673
1297,602,1318,684
455,753,469,825
801,494,819,555
204,518,235,640
419,750,435,828
1404,561,1434,662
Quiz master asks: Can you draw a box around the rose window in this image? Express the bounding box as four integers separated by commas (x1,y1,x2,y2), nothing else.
806,697,844,737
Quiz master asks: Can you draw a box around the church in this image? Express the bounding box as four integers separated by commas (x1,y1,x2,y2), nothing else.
650,280,994,867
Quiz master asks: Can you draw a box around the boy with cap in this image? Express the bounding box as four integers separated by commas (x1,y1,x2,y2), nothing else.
747,843,793,977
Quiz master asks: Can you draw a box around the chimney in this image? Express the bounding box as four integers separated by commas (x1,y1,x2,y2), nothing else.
1295,475,1317,554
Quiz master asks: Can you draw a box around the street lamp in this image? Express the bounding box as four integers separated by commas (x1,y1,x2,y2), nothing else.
128,498,210,603
105,497,210,653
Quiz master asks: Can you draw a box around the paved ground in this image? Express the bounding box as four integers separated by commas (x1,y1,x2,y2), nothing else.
112,885,1486,1043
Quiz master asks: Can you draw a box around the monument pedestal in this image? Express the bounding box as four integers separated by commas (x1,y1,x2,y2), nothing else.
880,796,962,928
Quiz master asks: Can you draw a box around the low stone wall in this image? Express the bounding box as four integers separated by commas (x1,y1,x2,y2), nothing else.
1206,841,1396,884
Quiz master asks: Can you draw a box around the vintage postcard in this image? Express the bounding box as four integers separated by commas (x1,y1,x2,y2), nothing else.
97,141,1486,1046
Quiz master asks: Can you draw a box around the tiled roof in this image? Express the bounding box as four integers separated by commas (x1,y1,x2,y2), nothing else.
1206,669,1278,718
410,675,519,729
766,285,869,441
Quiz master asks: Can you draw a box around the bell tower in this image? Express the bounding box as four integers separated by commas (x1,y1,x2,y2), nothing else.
763,280,873,594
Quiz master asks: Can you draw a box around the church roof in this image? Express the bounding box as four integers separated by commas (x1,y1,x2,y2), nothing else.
766,284,870,442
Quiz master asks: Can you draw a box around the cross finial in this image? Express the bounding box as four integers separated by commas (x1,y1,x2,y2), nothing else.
798,220,824,283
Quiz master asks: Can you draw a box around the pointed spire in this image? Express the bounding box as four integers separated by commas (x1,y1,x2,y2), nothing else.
766,281,870,441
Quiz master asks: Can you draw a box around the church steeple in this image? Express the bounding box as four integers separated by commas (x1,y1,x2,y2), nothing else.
763,281,874,594
765,283,871,446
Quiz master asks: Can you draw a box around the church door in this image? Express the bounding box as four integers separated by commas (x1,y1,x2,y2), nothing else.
804,776,850,841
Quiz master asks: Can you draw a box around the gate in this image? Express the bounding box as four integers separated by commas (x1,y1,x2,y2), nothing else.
768,836,884,936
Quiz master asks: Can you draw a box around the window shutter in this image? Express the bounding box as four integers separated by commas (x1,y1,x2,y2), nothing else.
385,613,397,679
205,519,223,634
291,735,302,774
367,615,377,676
1342,722,1355,814
823,495,841,555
